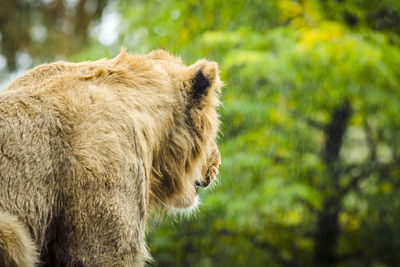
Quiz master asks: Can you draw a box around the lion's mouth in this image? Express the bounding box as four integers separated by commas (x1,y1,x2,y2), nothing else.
195,172,212,189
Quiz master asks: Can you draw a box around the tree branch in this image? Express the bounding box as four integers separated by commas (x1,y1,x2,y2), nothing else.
340,161,400,195
295,196,318,214
290,110,327,130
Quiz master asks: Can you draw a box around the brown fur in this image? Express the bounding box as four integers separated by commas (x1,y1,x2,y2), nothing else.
0,49,222,266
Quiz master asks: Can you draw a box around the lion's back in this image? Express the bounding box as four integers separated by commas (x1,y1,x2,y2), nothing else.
5,59,108,94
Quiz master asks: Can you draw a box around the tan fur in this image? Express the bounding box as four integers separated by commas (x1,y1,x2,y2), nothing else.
0,49,222,266
0,212,37,266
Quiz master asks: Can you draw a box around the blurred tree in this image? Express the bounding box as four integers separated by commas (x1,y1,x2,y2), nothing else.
0,0,107,70
319,0,400,36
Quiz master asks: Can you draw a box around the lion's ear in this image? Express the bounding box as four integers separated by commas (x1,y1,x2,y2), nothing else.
187,60,218,101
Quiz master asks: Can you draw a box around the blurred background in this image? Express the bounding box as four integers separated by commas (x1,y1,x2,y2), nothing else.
1,0,400,266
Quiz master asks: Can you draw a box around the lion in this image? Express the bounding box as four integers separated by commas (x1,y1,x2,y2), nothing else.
0,49,222,266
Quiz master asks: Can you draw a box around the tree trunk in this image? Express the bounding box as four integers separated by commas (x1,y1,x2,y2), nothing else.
313,101,351,266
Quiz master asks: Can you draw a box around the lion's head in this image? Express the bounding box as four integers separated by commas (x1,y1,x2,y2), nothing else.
147,50,222,213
